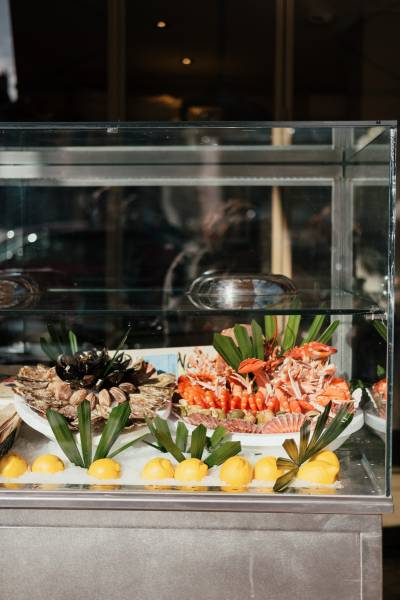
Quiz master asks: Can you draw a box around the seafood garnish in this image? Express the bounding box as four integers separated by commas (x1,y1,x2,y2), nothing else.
177,323,354,434
369,378,387,419
13,358,174,430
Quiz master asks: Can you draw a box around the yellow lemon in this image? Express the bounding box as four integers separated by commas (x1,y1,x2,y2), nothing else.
311,450,340,471
88,458,121,480
220,456,253,486
174,458,208,482
297,460,339,485
176,485,208,492
141,457,175,481
0,453,28,478
254,456,279,482
31,454,64,474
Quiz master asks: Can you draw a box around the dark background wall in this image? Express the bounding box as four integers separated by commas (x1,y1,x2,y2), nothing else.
2,0,400,122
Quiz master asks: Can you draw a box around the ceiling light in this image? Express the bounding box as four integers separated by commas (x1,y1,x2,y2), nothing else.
181,57,192,65
156,20,167,28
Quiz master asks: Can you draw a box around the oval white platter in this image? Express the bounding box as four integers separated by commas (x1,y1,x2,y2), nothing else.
179,410,364,452
364,410,386,441
13,392,171,444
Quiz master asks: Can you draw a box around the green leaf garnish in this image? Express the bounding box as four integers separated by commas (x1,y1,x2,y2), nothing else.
46,408,84,467
213,333,242,370
190,424,207,459
68,330,78,354
108,433,148,458
40,321,80,362
264,315,277,342
209,426,228,449
273,468,299,493
302,315,325,345
377,364,386,378
373,320,387,342
204,441,241,467
251,320,265,359
318,320,339,344
234,325,253,360
281,314,301,352
176,422,189,452
103,324,133,377
78,400,92,468
94,401,131,461
273,401,353,493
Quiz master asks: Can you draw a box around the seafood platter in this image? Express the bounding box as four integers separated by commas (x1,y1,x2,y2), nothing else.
0,316,365,492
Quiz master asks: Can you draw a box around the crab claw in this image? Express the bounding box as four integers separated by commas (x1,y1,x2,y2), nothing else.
286,342,337,360
238,358,267,374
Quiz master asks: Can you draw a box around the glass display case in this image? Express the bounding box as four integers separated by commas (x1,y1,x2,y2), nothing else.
0,121,395,506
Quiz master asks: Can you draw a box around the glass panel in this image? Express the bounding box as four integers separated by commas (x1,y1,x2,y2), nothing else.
0,123,394,502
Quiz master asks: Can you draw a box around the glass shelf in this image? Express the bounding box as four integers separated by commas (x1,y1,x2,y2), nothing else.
0,287,385,316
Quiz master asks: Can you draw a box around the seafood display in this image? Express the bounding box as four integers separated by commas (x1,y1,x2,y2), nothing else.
369,378,387,419
14,355,174,431
177,318,356,435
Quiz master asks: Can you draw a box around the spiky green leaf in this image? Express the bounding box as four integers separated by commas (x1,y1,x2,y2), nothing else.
154,430,186,462
176,422,188,452
318,320,339,344
273,467,298,493
264,315,277,342
373,320,387,342
108,433,148,458
281,314,302,351
205,441,241,467
251,320,265,359
302,315,326,345
46,408,84,467
190,424,207,459
68,330,78,354
209,426,228,449
213,333,242,370
234,325,253,360
78,400,92,467
40,337,59,362
283,438,299,463
93,401,131,460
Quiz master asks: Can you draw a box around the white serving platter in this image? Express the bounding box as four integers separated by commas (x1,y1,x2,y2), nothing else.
13,392,171,445
179,409,364,453
364,409,386,441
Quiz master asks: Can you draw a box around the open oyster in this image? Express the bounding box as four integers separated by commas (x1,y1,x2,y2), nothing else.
13,357,175,431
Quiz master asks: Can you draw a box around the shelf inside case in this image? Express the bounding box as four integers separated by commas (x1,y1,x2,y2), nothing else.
0,287,386,316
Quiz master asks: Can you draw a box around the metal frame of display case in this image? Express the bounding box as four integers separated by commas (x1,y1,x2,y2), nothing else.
0,121,395,600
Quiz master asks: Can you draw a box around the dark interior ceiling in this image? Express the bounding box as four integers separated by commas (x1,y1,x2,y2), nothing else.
6,0,400,120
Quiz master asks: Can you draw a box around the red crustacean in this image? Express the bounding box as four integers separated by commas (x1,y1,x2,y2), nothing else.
285,341,337,361
177,332,354,431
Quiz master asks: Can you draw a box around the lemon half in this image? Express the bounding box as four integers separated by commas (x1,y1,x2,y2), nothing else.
174,458,208,482
88,458,121,480
141,457,175,481
31,454,64,474
0,453,28,478
220,457,253,486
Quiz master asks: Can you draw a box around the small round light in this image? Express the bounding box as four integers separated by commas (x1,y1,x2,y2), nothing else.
156,20,167,28
27,233,37,243
6,230,14,239
182,57,192,65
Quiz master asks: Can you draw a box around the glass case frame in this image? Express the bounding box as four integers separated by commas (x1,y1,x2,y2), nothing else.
0,120,396,512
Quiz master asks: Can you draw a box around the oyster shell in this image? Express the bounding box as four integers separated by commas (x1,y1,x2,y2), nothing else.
13,356,175,430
